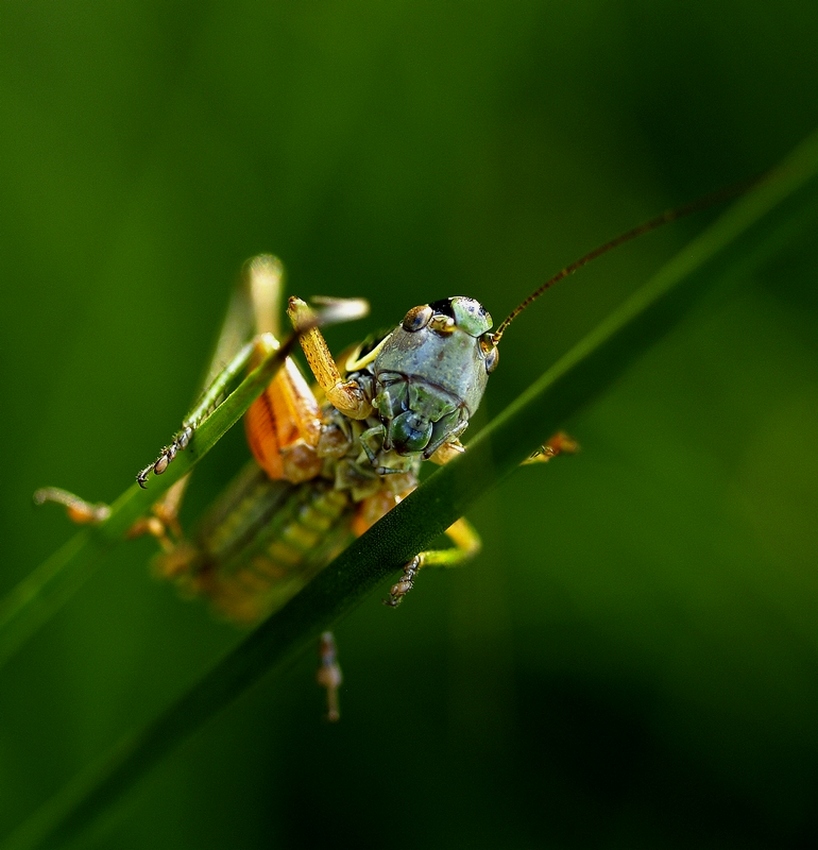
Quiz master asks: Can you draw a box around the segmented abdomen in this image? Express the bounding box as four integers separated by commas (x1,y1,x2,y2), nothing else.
184,462,354,623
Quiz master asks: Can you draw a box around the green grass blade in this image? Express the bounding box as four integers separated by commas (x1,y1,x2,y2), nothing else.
5,128,817,850
0,331,307,670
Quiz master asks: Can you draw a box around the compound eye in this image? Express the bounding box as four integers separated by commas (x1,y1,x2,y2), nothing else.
402,304,434,332
480,335,499,374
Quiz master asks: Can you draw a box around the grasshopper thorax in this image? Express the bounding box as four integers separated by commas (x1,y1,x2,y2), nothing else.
367,296,498,458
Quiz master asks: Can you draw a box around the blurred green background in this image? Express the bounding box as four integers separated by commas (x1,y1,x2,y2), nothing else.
1,2,817,848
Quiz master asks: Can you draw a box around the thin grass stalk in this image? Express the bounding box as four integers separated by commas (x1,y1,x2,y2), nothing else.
0,329,309,669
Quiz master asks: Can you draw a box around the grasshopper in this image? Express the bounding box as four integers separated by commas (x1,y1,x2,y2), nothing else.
34,255,575,718
35,183,749,718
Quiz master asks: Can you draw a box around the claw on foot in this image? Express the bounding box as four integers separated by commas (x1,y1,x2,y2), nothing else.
383,556,420,608
136,425,194,488
526,431,579,463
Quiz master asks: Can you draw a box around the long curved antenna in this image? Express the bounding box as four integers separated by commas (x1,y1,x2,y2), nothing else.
491,174,767,345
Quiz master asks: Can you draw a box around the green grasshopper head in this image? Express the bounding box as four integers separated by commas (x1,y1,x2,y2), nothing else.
371,296,499,458
356,181,745,460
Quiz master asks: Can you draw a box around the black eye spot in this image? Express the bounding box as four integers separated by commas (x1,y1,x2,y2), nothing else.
402,304,433,332
427,298,455,320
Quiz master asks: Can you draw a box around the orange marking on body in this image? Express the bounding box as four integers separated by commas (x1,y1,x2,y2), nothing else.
245,344,322,482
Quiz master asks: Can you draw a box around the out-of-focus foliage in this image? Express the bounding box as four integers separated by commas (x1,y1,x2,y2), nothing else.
1,2,816,848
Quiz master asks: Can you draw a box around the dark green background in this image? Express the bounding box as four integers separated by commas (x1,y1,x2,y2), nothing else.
1,2,816,847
